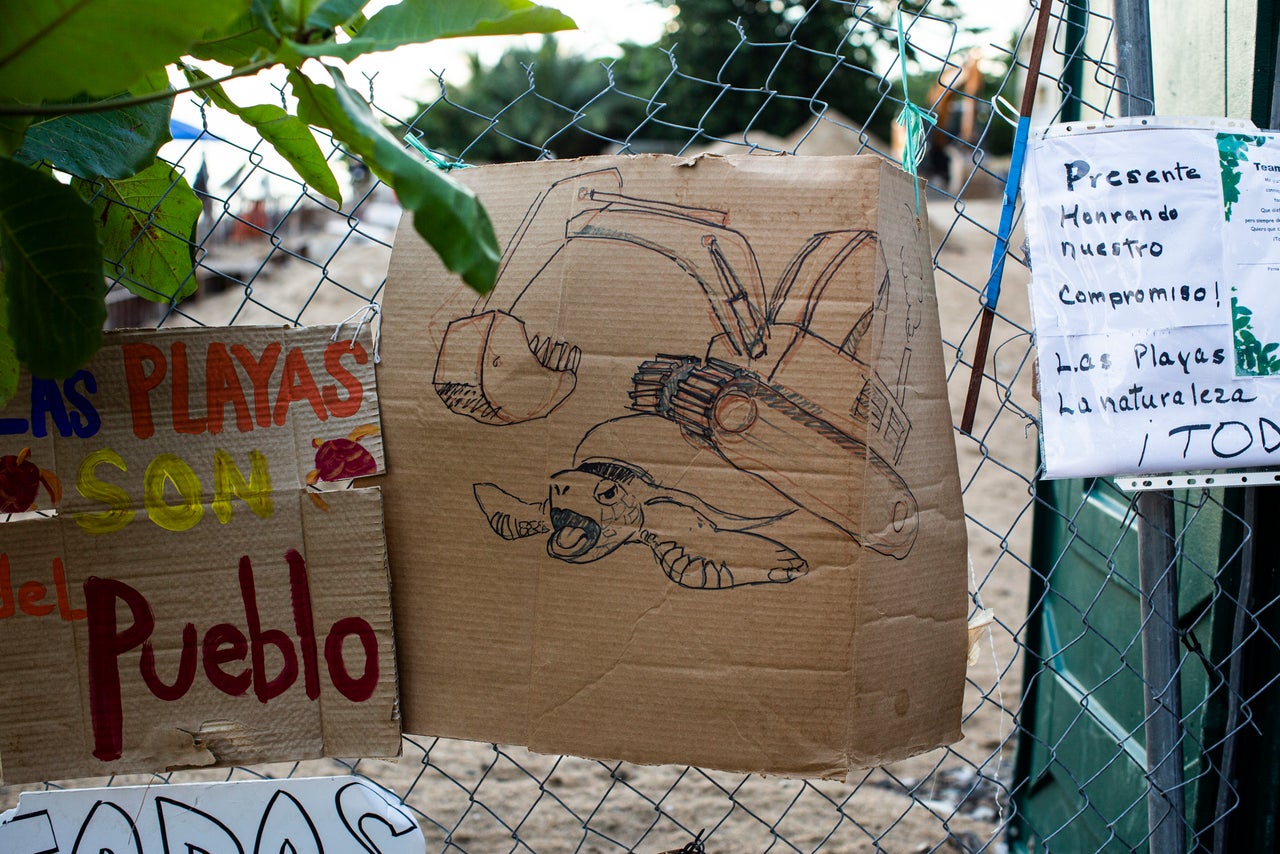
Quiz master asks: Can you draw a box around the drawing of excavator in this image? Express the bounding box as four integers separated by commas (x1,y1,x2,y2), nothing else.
433,168,923,559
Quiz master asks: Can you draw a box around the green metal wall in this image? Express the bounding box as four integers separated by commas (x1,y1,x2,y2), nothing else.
1011,478,1244,851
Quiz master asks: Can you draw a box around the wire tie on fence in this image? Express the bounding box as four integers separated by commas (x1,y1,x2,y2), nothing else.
332,302,382,364
991,94,1020,129
403,133,470,172
894,10,937,217
660,829,706,853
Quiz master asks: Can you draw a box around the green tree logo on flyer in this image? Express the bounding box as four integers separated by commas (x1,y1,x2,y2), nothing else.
1218,132,1268,220
1232,293,1280,376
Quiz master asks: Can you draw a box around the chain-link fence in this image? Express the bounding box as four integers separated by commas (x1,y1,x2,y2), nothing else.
4,1,1279,851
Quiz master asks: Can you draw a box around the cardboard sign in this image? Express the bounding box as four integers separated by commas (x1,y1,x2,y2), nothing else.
0,326,399,784
1024,118,1280,477
0,776,424,853
380,154,968,777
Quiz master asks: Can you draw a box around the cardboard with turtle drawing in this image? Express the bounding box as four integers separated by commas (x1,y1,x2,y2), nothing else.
379,154,968,778
0,324,399,784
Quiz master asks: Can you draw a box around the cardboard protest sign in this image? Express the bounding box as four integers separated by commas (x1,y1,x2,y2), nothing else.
0,776,424,853
379,154,968,777
0,326,398,784
1024,118,1280,478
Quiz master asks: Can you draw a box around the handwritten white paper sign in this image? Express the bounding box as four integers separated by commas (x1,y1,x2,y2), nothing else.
1025,118,1280,478
0,776,424,854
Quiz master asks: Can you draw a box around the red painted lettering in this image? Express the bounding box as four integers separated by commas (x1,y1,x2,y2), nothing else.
240,555,299,702
18,580,53,617
141,624,198,700
53,557,86,620
202,622,251,696
121,342,166,440
205,343,253,434
231,342,283,428
86,576,155,761
325,616,378,702
1,555,86,621
81,551,378,760
170,342,207,435
273,348,328,426
322,340,367,418
287,549,321,700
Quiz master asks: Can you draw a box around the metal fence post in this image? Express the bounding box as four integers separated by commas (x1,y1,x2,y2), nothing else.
1115,1,1187,850
1136,489,1187,852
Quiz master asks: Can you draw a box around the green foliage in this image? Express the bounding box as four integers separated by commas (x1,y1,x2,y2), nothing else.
291,67,500,291
408,0,966,165
0,0,574,399
181,64,342,202
410,37,654,163
0,157,108,378
654,0,885,142
288,0,576,61
1218,132,1266,221
0,1,246,101
1232,296,1280,376
17,97,174,180
74,161,202,304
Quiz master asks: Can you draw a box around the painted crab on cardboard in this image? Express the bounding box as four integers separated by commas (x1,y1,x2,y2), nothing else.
0,448,61,514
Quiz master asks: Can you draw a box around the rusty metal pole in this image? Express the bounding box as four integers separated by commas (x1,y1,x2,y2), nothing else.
1114,1,1186,850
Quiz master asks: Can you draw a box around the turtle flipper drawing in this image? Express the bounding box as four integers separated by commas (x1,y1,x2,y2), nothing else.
640,498,807,588
473,483,551,541
473,458,806,590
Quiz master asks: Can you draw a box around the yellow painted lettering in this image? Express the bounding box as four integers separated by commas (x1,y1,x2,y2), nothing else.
212,448,273,524
144,453,204,532
74,449,134,534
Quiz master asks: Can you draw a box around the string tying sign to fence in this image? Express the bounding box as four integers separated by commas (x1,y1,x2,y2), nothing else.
894,11,935,216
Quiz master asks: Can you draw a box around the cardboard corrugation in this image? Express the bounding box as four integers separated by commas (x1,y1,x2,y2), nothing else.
379,154,967,777
0,325,399,784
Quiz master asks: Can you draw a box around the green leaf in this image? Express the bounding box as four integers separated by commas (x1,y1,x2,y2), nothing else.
267,0,363,39
252,0,283,37
0,157,106,378
191,10,282,66
16,95,173,180
306,0,366,30
288,0,576,61
0,114,31,157
0,271,17,405
0,1,249,103
291,66,499,292
182,64,341,202
75,160,201,304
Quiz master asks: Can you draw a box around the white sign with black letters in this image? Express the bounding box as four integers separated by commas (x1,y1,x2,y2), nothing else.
1025,118,1280,478
0,776,424,854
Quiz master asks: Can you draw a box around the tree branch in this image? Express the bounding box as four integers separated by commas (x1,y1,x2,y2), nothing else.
0,59,277,117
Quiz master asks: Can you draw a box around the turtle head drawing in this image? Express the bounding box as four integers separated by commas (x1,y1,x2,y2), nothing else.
544,460,649,562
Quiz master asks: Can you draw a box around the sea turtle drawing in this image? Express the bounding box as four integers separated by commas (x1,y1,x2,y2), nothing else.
473,457,807,590
0,448,61,514
306,423,379,509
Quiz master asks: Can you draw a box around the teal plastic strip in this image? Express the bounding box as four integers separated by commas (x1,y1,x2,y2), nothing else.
895,12,936,214
403,134,470,171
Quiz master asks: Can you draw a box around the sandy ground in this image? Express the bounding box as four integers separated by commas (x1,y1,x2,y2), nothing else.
1,180,1039,852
